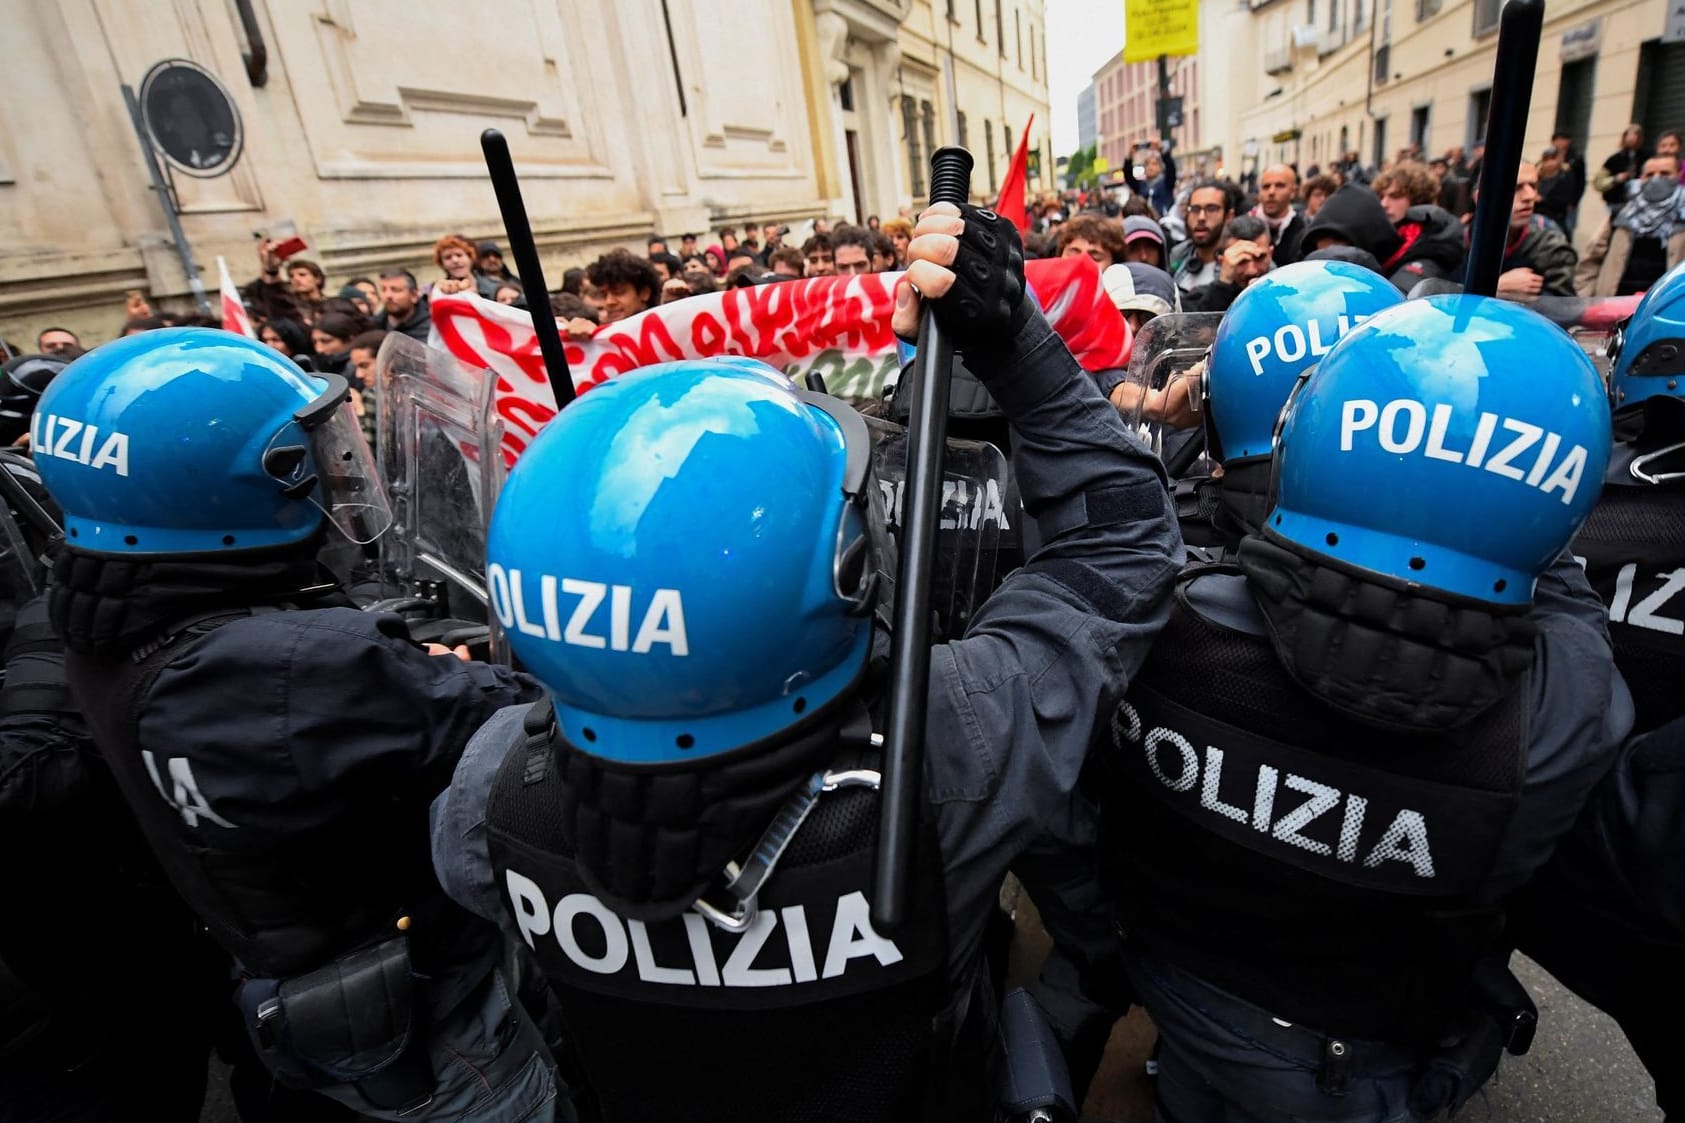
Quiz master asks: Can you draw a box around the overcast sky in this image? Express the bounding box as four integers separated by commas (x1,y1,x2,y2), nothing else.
1047,0,1127,156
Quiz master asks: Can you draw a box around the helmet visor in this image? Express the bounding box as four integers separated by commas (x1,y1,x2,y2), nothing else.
797,387,884,615
288,374,395,545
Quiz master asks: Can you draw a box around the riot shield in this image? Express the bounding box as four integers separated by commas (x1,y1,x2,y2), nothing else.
866,416,1011,643
373,333,506,651
1125,313,1222,476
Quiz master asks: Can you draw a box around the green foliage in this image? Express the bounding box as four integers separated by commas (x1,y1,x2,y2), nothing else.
1064,144,1099,190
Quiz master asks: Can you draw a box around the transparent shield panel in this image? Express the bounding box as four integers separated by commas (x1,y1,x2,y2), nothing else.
1124,312,1222,466
374,333,504,634
865,415,1013,643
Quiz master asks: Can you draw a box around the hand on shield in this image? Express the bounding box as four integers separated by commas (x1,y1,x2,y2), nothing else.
1109,360,1203,429
1146,358,1205,429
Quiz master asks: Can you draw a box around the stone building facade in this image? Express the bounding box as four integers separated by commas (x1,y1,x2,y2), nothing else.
1206,0,1681,243
0,0,1048,348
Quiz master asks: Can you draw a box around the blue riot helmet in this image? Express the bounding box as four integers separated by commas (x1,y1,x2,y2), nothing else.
485,358,880,765
1608,259,1685,413
33,328,392,555
1268,295,1611,605
1205,260,1404,465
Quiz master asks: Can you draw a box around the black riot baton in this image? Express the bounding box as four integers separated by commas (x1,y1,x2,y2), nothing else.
480,129,576,411
1462,0,1544,298
874,146,975,931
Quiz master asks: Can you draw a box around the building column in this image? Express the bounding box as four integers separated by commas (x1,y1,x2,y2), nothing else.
815,10,857,222
870,39,905,215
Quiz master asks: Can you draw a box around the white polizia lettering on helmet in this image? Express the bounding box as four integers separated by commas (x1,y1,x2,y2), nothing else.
1112,700,1436,878
1244,315,1373,377
30,414,130,477
504,874,904,987
487,565,688,655
1337,398,1589,505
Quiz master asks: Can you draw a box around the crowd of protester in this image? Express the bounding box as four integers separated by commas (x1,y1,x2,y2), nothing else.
1029,124,1683,328
3,122,1679,431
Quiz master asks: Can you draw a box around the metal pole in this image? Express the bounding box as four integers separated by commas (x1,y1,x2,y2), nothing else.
873,145,973,931
1463,0,1544,297
122,84,211,315
1157,54,1172,146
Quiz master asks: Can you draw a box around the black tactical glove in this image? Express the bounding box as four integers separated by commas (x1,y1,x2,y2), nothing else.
918,204,1037,357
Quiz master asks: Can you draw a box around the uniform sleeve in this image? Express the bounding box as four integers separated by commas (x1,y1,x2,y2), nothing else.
282,611,546,794
432,704,536,927
139,608,545,841
1489,550,1630,892
1510,719,1685,1118
926,321,1183,960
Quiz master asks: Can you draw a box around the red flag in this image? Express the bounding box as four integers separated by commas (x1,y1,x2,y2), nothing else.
995,114,1034,234
217,256,254,338
1024,256,1131,371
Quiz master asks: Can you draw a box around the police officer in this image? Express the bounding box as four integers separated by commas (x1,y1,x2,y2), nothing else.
1571,260,1685,736
0,453,215,1122
0,450,331,1123
431,202,1184,1120
1508,260,1685,1118
1508,711,1685,1121
1185,261,1403,551
1097,295,1630,1122
33,330,563,1121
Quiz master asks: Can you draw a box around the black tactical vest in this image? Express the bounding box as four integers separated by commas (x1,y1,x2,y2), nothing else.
1573,480,1685,735
1098,578,1530,1047
484,726,980,1123
0,597,220,1064
64,612,447,980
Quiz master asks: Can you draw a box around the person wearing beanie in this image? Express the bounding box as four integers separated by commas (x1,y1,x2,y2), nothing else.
1122,216,1168,270
476,241,519,285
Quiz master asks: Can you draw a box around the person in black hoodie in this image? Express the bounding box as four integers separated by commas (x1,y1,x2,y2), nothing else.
1293,184,1466,294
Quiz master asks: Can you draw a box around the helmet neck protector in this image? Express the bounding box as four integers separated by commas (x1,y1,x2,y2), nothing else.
1237,528,1536,733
